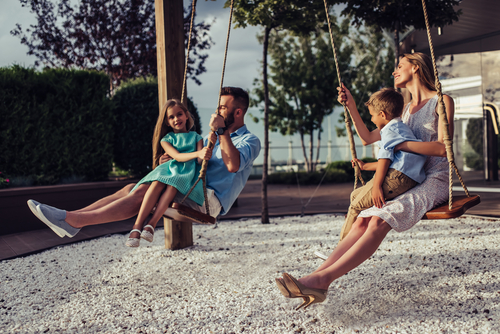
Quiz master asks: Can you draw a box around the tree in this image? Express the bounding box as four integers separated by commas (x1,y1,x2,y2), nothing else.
338,0,461,69
228,0,327,224
251,18,353,172
11,0,213,90
334,24,395,141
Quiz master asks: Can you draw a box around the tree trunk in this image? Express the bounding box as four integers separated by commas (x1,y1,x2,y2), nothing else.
315,128,322,170
309,132,314,172
394,20,400,84
300,130,309,172
261,26,271,224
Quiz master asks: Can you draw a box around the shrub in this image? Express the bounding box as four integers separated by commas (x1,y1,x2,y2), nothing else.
0,66,114,184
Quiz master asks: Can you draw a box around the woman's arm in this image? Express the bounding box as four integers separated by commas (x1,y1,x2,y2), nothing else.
338,84,381,146
161,140,211,163
395,95,454,157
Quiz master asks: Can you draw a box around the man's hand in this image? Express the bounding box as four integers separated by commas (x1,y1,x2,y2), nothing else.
159,153,172,165
198,147,212,160
352,158,365,170
372,186,385,208
209,113,225,132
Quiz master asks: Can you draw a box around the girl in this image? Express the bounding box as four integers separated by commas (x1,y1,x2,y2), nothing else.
276,52,455,309
126,99,211,247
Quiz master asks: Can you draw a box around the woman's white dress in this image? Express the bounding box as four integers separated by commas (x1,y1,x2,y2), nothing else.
359,95,449,232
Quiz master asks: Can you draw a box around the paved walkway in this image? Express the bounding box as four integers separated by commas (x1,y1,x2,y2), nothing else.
1,175,499,261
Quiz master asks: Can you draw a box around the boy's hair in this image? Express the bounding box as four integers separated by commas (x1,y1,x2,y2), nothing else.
221,87,249,113
365,88,404,119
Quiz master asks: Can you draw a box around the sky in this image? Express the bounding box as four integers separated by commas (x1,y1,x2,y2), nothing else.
0,0,366,164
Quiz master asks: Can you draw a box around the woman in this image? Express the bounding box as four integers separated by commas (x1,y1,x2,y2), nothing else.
276,52,455,310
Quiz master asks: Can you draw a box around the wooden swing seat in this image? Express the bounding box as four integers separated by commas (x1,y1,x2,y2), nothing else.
422,194,481,220
163,202,216,225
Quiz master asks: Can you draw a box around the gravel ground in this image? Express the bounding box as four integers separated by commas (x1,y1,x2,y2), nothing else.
1,214,500,334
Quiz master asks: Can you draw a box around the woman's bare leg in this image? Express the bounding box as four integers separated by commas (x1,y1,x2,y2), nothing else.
74,184,136,212
299,216,391,290
312,217,371,274
64,184,149,228
128,182,166,238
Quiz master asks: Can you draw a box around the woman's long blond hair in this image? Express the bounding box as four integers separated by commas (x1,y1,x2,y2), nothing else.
402,52,436,92
152,99,195,169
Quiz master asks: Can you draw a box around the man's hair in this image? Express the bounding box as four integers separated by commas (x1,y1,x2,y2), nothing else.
221,87,249,113
365,88,404,119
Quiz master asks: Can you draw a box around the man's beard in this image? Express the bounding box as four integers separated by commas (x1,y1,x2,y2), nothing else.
224,109,235,127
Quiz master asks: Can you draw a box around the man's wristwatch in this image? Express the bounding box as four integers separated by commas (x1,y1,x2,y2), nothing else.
216,127,227,135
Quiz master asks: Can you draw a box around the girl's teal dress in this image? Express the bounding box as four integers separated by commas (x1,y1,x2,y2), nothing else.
130,131,205,206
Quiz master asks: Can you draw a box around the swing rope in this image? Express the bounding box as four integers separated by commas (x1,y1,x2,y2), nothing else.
322,0,365,189
420,0,470,210
181,0,197,105
180,0,235,216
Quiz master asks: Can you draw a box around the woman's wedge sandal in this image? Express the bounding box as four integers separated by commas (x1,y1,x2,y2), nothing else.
282,273,327,310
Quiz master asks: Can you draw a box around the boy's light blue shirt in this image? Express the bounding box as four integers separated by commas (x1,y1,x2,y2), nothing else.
205,125,261,215
378,117,426,183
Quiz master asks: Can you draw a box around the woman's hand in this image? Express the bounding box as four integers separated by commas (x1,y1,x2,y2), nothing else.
372,186,386,208
198,147,212,161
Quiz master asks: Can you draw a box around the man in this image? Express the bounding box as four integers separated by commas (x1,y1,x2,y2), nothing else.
28,87,261,238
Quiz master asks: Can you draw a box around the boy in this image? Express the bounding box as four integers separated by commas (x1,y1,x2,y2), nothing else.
339,88,426,241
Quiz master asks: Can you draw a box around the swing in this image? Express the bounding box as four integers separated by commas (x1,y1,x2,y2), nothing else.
162,0,235,225
321,0,480,221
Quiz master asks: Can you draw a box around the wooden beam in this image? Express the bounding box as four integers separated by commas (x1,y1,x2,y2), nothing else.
164,218,193,250
155,0,186,110
155,0,192,250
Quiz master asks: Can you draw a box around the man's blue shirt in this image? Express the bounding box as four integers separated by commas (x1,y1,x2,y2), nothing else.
205,125,261,215
378,117,426,183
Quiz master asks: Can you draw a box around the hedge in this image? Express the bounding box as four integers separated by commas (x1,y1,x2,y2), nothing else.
0,66,115,185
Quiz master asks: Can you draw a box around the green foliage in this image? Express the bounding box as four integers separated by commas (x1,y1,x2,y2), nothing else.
464,152,483,171
228,0,326,33
268,158,377,185
339,25,395,137
327,158,377,180
466,118,483,155
112,77,202,177
339,0,462,32
0,171,10,189
0,65,115,185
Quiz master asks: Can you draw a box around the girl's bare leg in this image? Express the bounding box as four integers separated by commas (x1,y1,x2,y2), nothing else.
65,184,150,228
129,181,166,238
145,185,178,229
74,184,136,212
299,216,391,290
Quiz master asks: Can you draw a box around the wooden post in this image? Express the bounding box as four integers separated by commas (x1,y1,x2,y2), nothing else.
155,0,187,108
155,0,191,249
164,218,193,250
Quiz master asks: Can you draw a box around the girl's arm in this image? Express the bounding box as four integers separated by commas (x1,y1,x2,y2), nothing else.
338,84,381,146
395,95,454,157
161,140,211,163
